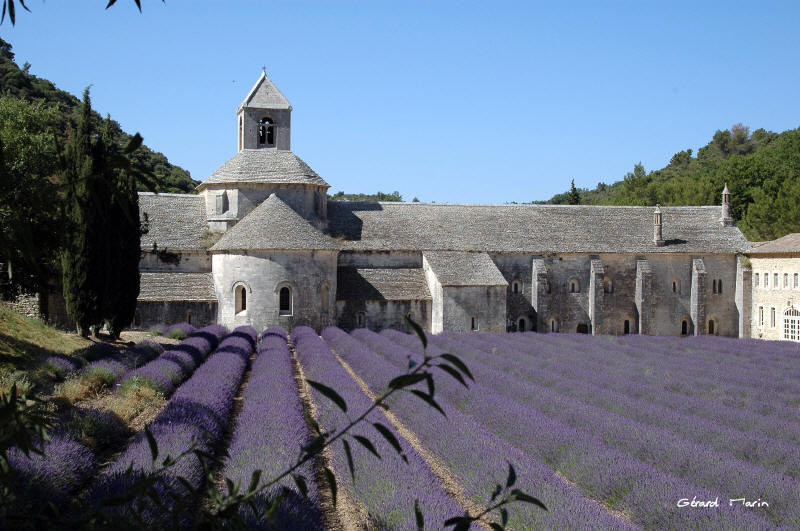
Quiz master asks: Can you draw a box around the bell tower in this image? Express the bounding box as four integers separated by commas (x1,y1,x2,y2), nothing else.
237,68,292,151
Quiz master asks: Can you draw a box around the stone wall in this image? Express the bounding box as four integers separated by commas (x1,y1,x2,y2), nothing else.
336,299,430,333
2,293,41,319
212,250,337,332
441,285,506,333
491,254,536,331
749,254,800,340
133,301,217,330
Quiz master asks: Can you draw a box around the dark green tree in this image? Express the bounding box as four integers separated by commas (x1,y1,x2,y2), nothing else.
60,89,108,336
568,179,581,205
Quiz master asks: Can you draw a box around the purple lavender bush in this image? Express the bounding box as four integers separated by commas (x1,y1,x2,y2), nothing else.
118,324,228,396
165,322,195,340
221,327,323,529
42,354,84,379
7,434,96,506
293,326,465,529
88,326,255,527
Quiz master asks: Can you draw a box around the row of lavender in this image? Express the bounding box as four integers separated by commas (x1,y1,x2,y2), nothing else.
322,327,634,530
342,328,781,529
484,331,800,446
5,325,229,521
292,326,467,529
423,330,800,525
89,325,256,526
444,330,800,479
219,327,324,529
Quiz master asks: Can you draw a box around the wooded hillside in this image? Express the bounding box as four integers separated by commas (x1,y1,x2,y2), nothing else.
546,124,800,241
0,38,198,194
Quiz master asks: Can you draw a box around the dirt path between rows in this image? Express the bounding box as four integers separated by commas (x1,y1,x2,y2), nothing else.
331,348,492,531
290,340,369,531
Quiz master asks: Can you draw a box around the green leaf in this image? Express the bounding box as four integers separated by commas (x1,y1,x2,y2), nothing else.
248,469,262,493
353,435,381,459
325,467,337,506
343,439,355,483
123,133,144,154
501,507,508,526
405,315,427,349
292,474,308,498
511,489,548,511
440,354,475,382
306,379,347,412
506,462,516,488
409,390,447,417
436,363,469,388
373,423,406,462
388,373,428,389
414,499,424,530
144,427,158,462
490,483,502,502
105,0,118,8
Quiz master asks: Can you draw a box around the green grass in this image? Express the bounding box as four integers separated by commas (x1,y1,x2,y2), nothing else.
0,305,91,393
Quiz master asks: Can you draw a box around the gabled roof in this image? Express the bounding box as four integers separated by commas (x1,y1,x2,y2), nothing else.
424,251,507,286
749,233,800,254
238,70,291,111
139,193,207,251
138,272,216,302
337,268,431,301
327,202,751,254
196,150,329,190
210,193,336,252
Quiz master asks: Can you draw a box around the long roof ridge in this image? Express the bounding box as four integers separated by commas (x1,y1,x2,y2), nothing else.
341,201,721,209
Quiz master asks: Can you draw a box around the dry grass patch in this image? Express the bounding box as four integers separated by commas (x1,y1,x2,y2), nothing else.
55,370,116,404
108,382,166,425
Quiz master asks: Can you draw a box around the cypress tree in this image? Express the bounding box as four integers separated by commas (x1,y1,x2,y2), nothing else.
61,89,104,336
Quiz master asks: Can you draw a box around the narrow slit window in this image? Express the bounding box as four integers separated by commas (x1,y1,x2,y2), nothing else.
279,286,291,315
471,316,478,331
681,320,688,335
774,273,779,289
235,285,247,314
718,279,722,294
708,319,715,335
755,273,759,287
784,273,789,288
623,320,630,334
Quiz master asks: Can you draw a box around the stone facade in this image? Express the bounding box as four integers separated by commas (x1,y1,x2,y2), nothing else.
748,234,800,341
129,71,770,339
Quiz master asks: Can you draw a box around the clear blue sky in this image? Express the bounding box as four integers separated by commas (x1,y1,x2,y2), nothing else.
4,1,799,203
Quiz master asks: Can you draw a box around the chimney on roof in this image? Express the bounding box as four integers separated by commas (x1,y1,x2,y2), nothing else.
653,204,664,246
719,183,734,226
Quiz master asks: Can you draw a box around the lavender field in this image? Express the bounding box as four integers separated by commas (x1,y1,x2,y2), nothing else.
7,326,798,529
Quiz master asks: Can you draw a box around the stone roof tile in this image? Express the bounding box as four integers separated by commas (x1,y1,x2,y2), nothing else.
424,251,507,286
139,193,207,251
197,149,328,190
238,71,291,111
210,193,336,251
748,233,800,254
327,202,750,254
337,268,431,301
138,272,216,302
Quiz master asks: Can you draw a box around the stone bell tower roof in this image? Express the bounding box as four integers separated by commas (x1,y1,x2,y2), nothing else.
238,70,292,112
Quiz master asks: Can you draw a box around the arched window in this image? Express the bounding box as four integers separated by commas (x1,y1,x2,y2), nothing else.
708,319,716,335
765,273,769,287
712,279,717,294
518,317,527,332
784,273,789,288
681,319,688,335
279,286,292,316
717,279,722,294
569,278,580,293
356,312,366,328
186,311,193,325
258,116,275,146
784,306,800,341
774,273,779,289
758,306,764,326
235,285,247,314
795,273,799,289
550,319,558,333
771,307,777,328
603,277,613,294
754,273,759,287
471,316,478,331
623,320,630,334
511,280,521,294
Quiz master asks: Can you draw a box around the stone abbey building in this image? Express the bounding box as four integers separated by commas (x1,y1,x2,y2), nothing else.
136,71,756,337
